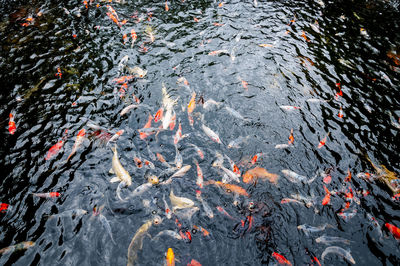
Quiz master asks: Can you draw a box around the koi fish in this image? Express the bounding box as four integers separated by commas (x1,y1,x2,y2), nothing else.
317,132,329,148
366,213,383,239
241,79,248,90
163,195,172,219
279,105,300,111
127,66,148,78
202,124,221,143
281,198,304,205
301,31,310,42
170,190,195,210
196,191,214,218
131,29,137,47
228,136,250,149
272,252,292,266
169,113,176,130
194,159,204,188
337,209,357,220
322,185,331,205
166,248,175,266
208,49,229,56
216,206,236,220
55,67,62,79
281,169,307,183
107,129,124,146
316,234,351,245
154,108,164,123
174,122,184,145
344,169,352,182
49,209,88,219
335,83,343,99
66,128,86,161
259,44,274,47
8,112,16,135
165,1,169,12
110,145,132,186
187,259,202,266
113,75,135,84
297,224,333,236
106,12,121,27
171,165,191,178
174,145,183,169
338,106,344,118
189,144,204,160
212,160,240,183
120,104,139,116
0,241,35,255
188,91,196,114
156,153,172,168
0,203,10,213
153,230,182,241
321,246,355,264
385,223,400,240
288,128,294,144
225,155,241,176
139,114,153,139
243,167,279,184
205,180,248,197
127,216,162,266
32,192,60,198
45,129,68,160
251,153,263,164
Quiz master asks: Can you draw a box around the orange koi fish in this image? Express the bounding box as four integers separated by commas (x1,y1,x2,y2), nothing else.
83,0,88,9
317,132,329,149
154,108,164,123
288,128,294,145
251,153,262,164
243,167,279,184
106,12,121,27
131,29,137,47
55,67,62,79
165,1,169,11
113,75,134,84
32,192,60,198
272,252,292,266
218,2,225,7
193,17,200,22
241,79,248,90
187,259,202,266
187,92,196,114
139,114,153,139
45,129,68,160
206,180,249,196
189,144,204,160
8,112,16,135
385,223,400,239
122,33,128,45
192,225,210,237
322,185,331,205
216,206,236,220
335,82,343,99
66,129,86,161
301,31,310,42
166,248,175,266
338,106,344,118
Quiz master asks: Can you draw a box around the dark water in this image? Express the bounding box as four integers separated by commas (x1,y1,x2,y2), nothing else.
0,0,400,265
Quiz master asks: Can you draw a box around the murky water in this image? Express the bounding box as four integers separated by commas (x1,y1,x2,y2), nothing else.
1,0,400,265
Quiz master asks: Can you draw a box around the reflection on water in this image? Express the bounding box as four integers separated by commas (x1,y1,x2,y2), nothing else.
0,0,399,265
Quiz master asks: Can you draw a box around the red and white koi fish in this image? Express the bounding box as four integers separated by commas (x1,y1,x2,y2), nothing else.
226,155,241,176
66,128,86,161
385,223,400,240
189,144,204,160
288,128,294,145
45,129,68,160
32,192,60,198
154,108,164,123
322,185,331,205
251,153,263,165
216,206,236,220
131,29,137,47
272,252,292,266
338,106,344,118
337,209,357,220
196,191,214,218
163,195,172,219
0,203,10,213
113,75,134,84
279,105,300,111
107,129,124,146
174,122,183,145
202,124,221,143
8,112,16,135
169,113,176,130
55,67,62,79
120,104,139,116
106,5,121,27
208,49,229,56
317,132,330,148
335,82,343,100
193,159,204,188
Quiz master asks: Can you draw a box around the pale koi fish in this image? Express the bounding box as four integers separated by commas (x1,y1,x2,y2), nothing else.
281,169,307,183
189,144,204,160
228,136,250,149
107,129,124,146
297,224,333,236
279,105,301,111
196,191,214,218
208,49,229,56
66,128,86,161
202,124,222,143
321,246,355,264
315,234,351,245
193,159,204,188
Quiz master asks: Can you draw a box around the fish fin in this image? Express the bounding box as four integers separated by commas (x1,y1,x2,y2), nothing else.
110,177,120,183
111,144,117,153
109,168,115,174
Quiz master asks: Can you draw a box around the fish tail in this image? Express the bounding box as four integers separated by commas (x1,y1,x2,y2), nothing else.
111,144,117,153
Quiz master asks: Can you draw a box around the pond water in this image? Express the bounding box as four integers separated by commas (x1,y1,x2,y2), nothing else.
0,0,400,265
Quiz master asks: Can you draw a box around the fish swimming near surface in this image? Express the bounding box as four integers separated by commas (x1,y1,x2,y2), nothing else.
315,234,351,245
169,190,195,210
202,124,222,143
321,246,355,264
281,169,307,183
297,224,333,236
166,248,175,266
243,167,279,184
66,128,86,161
8,112,17,135
127,215,162,266
205,180,249,197
110,145,132,187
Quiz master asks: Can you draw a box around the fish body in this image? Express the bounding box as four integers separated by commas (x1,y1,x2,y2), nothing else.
385,223,400,239
174,207,199,220
131,29,137,47
316,234,351,245
281,169,307,183
228,136,249,149
157,153,172,168
202,124,221,143
216,206,236,220
120,104,139,116
154,108,164,123
170,190,195,210
99,214,116,245
187,92,196,114
153,230,182,240
166,248,175,266
243,167,279,184
206,180,248,197
127,216,162,266
322,185,331,205
337,209,357,220
127,66,147,78
49,209,88,219
45,140,64,160
107,129,124,145
173,147,183,170
0,241,35,255
129,182,152,198
32,192,60,198
279,105,300,111
297,224,332,236
317,133,329,148
174,122,183,145
196,191,214,218
189,144,204,160
163,195,172,219
110,145,132,186
321,246,355,264
275,144,290,149
139,114,153,139
194,159,204,188
225,106,246,120
66,129,86,161
272,252,292,266
208,49,229,56
213,163,240,183
8,113,16,135
203,99,222,110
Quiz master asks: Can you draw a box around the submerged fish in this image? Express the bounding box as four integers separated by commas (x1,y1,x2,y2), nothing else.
228,136,250,149
127,215,162,266
297,224,333,236
315,234,351,245
66,128,86,161
202,124,222,143
153,230,182,241
206,180,249,197
196,191,214,218
243,167,279,184
169,190,195,210
321,246,355,264
281,169,307,183
171,165,191,178
0,241,35,255
49,209,88,219
110,145,132,186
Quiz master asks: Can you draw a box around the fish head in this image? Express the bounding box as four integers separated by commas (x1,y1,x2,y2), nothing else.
148,175,159,185
153,215,163,225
